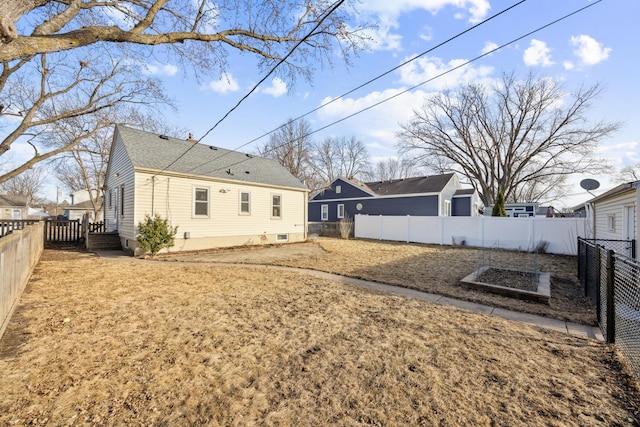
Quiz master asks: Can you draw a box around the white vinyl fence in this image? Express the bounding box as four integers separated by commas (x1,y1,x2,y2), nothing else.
355,215,591,255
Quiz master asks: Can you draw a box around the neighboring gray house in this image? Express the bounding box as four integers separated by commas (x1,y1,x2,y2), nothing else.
308,174,480,222
586,180,639,258
0,194,28,220
104,125,309,254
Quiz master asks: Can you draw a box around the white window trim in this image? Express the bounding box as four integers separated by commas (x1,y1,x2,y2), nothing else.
276,234,289,242
321,204,329,221
271,193,282,219
193,186,210,218
337,204,345,219
239,191,251,215
336,185,342,194
444,200,451,217
108,190,113,209
607,214,616,232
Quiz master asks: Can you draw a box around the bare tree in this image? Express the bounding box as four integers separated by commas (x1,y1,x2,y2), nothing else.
398,71,620,205
616,163,640,182
257,118,315,186
0,166,45,205
0,1,368,72
0,47,172,184
310,135,369,186
365,157,425,182
0,1,369,183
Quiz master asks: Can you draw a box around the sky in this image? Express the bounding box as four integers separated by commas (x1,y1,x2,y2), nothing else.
5,0,640,209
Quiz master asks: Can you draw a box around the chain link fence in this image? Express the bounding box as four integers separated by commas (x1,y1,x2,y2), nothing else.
578,238,640,382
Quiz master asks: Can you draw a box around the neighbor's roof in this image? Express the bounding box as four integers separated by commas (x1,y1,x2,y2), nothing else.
0,194,27,207
587,180,639,204
355,174,455,196
114,125,307,191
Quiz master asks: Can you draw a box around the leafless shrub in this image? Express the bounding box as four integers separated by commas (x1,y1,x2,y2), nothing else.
339,215,353,239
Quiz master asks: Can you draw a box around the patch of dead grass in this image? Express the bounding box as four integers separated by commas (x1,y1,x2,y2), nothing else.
269,238,595,325
0,250,638,425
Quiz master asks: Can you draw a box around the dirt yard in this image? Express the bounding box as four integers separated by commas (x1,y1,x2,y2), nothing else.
160,238,596,325
1,246,639,426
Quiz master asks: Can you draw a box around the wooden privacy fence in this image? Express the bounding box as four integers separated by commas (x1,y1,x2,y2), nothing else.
0,219,40,238
44,219,82,243
1,221,44,340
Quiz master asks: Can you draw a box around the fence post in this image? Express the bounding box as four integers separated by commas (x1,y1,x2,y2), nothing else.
632,239,637,260
595,245,601,321
606,249,615,344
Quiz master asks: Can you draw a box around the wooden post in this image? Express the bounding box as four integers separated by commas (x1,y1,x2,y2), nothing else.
595,245,601,322
606,249,615,344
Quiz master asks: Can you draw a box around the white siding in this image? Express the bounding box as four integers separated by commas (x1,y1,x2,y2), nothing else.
103,131,136,237
132,171,307,252
439,175,461,216
593,190,636,241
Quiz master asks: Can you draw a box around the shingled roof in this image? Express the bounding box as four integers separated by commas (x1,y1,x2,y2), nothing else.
115,125,307,191
0,194,27,207
357,174,455,196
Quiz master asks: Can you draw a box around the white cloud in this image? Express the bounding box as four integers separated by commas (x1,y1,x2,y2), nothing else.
355,0,490,51
396,55,495,90
481,41,499,55
208,73,239,94
358,0,490,24
570,35,611,65
563,61,575,71
523,39,554,67
419,26,433,42
143,63,179,76
315,88,433,154
262,77,287,97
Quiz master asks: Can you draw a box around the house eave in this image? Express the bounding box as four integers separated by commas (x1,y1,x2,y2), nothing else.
133,167,309,193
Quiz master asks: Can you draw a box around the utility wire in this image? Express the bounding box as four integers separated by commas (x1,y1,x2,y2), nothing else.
157,0,346,174
196,0,603,177
185,0,528,173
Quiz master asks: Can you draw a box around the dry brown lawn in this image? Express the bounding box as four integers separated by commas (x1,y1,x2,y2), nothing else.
1,248,639,426
168,238,596,325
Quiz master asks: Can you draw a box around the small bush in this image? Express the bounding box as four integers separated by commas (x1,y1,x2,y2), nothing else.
136,214,178,257
339,215,353,239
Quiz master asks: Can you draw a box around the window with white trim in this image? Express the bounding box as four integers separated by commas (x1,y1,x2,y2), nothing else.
271,194,282,218
108,190,113,209
321,204,329,221
608,214,616,232
337,204,345,219
336,185,342,194
444,200,451,217
276,234,288,242
194,187,210,217
239,191,251,215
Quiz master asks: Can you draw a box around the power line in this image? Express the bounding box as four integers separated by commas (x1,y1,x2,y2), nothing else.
157,0,346,174
196,0,603,177
184,0,528,173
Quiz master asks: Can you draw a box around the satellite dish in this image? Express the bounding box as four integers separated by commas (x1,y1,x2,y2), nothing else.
580,179,600,191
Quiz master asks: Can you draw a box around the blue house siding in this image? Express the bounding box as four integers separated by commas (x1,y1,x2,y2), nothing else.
309,195,439,221
452,196,471,216
311,178,373,201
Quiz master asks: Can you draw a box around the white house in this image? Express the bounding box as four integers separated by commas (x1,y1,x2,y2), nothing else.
587,180,639,258
63,189,102,221
104,125,309,255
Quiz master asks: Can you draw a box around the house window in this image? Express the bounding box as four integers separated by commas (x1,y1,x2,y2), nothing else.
12,209,21,219
321,204,329,221
194,187,209,217
336,185,342,194
276,234,288,242
337,204,345,219
108,190,113,209
240,191,251,215
608,214,616,232
120,186,125,217
444,200,451,217
271,194,282,218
